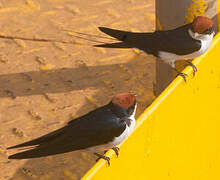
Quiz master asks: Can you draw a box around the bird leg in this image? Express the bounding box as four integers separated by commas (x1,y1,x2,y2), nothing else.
94,152,110,166
112,146,120,157
185,60,197,76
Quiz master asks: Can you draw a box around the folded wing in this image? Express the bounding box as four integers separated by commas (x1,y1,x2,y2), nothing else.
8,106,126,159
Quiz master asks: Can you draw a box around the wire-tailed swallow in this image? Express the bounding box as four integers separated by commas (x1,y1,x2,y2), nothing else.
7,93,137,165
96,16,215,81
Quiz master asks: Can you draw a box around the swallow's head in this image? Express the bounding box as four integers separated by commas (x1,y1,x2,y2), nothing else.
189,16,214,40
112,93,137,116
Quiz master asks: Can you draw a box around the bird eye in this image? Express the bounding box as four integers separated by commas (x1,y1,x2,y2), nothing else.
127,107,134,115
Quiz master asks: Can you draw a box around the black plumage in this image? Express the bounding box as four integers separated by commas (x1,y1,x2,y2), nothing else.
7,102,132,159
96,23,201,56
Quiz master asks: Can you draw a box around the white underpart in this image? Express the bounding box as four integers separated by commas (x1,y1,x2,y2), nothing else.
158,29,214,68
87,104,137,153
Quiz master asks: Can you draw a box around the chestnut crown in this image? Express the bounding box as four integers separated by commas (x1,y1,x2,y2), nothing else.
112,93,136,109
192,16,214,35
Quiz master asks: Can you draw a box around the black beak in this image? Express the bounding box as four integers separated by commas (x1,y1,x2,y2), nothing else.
204,26,214,35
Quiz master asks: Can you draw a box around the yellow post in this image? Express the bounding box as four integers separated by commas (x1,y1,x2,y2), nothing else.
155,0,218,95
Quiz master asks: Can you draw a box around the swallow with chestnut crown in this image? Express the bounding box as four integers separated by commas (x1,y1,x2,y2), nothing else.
96,16,215,81
7,93,137,165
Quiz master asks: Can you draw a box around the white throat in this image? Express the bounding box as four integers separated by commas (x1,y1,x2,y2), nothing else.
188,29,214,41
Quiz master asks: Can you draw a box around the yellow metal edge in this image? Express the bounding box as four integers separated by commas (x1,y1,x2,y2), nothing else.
82,32,220,180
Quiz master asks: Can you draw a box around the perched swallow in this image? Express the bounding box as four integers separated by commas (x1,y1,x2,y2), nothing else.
7,93,137,165
96,16,214,81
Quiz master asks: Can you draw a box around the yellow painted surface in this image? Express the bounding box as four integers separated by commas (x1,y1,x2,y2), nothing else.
82,33,220,180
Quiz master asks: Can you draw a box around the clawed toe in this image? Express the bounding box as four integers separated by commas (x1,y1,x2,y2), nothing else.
112,146,120,157
185,60,197,76
94,153,110,166
177,72,188,82
174,68,188,82
94,147,120,166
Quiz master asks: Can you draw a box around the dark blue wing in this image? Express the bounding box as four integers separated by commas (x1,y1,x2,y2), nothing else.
97,24,201,56
150,24,201,55
8,105,126,159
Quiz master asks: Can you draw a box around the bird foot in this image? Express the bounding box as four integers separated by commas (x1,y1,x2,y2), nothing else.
174,68,188,82
94,153,110,166
112,146,120,157
185,60,197,76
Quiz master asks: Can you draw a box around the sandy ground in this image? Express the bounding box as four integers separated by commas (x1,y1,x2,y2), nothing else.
0,0,155,179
